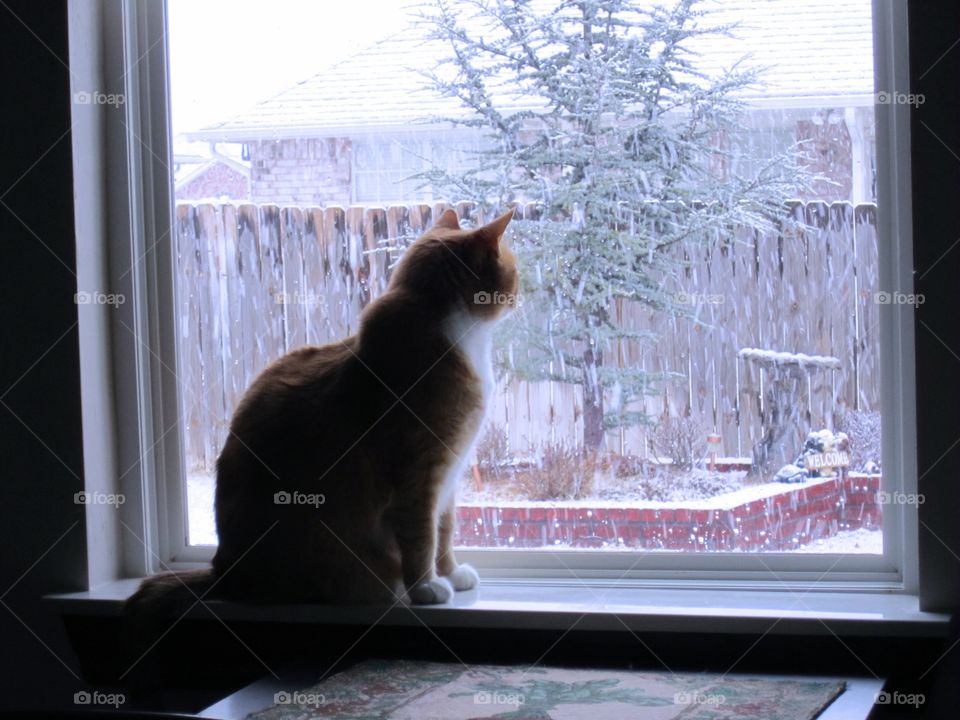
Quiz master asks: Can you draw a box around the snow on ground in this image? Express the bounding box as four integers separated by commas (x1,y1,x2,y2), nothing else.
460,473,835,510
187,472,217,546
474,528,883,554
187,471,882,553
642,475,837,510
795,527,882,554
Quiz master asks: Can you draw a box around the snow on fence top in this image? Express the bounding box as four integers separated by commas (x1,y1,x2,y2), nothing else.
737,348,841,369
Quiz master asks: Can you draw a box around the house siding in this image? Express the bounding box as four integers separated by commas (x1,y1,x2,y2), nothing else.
796,118,854,201
176,161,251,202
244,115,860,207
250,138,353,205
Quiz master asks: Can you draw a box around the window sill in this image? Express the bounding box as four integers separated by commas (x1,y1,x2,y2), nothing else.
47,579,948,637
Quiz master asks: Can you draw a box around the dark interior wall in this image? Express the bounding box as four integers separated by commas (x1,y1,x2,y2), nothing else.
0,0,88,712
0,0,956,716
912,1,960,613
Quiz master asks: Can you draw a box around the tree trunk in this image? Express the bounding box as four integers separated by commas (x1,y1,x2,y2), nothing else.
751,365,806,477
582,343,605,450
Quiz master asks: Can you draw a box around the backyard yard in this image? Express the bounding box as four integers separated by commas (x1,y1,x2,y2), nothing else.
168,0,884,559
187,432,883,554
177,200,883,554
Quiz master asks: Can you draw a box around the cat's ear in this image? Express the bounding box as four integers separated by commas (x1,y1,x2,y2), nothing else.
474,208,515,255
434,208,461,231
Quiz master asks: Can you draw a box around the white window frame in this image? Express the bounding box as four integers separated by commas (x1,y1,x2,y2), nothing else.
75,0,919,592
352,133,430,205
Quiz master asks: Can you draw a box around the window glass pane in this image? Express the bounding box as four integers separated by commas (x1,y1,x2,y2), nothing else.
169,0,883,554
355,137,423,203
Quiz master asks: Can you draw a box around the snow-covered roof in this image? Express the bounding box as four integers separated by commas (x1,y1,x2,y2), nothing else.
190,0,874,142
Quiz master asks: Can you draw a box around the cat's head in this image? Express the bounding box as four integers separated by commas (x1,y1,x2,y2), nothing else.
392,208,519,321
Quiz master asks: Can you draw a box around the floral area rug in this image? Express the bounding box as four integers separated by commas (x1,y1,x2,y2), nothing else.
247,659,845,719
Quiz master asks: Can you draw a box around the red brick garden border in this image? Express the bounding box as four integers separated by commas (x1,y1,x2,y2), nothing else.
455,474,881,551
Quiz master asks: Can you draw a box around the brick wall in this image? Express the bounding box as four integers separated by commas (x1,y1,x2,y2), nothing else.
250,138,353,205
455,474,881,551
175,161,250,202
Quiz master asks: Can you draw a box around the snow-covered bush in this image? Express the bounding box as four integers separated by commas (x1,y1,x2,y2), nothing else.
834,409,882,471
516,441,594,500
650,415,706,471
475,425,510,479
635,468,743,502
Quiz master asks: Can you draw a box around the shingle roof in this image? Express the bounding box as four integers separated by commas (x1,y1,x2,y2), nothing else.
190,0,874,141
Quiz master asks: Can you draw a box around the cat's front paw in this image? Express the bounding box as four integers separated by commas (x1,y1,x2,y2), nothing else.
445,563,479,591
408,576,453,605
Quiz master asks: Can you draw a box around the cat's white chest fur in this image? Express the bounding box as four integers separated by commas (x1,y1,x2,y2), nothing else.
443,309,497,402
438,308,497,511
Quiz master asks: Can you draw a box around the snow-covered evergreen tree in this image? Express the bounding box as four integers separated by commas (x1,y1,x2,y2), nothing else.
417,0,806,449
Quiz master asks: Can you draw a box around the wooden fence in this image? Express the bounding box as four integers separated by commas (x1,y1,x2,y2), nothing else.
174,201,879,473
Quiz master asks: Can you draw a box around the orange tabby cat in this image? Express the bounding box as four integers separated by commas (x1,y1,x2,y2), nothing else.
128,208,517,611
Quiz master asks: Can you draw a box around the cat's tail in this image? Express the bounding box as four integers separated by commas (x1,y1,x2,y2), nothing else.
122,569,217,689
125,568,216,618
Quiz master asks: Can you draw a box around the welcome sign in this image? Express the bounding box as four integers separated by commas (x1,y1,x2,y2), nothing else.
804,451,851,471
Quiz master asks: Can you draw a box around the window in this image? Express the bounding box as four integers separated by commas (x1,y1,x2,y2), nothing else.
352,135,483,204
96,0,917,585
